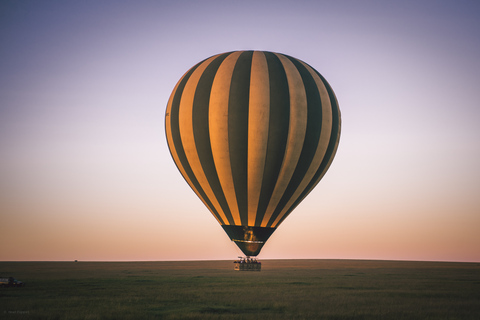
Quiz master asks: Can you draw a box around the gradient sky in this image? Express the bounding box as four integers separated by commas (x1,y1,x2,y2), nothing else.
1,0,479,262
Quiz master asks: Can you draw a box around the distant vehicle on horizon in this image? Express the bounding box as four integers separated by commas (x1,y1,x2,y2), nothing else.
0,277,25,287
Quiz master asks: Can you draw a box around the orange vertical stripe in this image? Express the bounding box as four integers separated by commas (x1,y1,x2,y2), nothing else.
248,51,270,226
178,55,230,225
261,53,308,227
165,68,222,224
271,61,334,227
209,51,243,226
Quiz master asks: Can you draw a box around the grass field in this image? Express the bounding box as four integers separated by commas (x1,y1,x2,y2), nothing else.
1,259,479,319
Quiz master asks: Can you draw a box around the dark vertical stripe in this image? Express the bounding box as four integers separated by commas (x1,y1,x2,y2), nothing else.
228,51,253,225
166,60,225,224
255,52,291,226
275,71,341,226
192,52,235,225
266,55,323,227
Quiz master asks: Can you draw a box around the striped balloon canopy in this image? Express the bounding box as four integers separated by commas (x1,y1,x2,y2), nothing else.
165,50,341,256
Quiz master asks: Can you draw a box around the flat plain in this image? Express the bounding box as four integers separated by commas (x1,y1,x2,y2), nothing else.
0,259,479,319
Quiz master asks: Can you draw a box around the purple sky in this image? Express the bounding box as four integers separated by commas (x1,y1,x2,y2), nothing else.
1,0,479,262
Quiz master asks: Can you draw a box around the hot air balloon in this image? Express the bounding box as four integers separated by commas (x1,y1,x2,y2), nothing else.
165,50,341,257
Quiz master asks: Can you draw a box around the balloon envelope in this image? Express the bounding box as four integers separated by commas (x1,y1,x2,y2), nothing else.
165,51,341,256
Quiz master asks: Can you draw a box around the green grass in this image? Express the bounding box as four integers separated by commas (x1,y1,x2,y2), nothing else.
0,260,479,319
